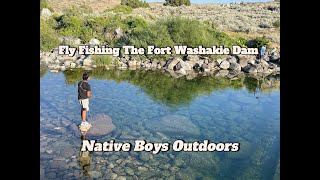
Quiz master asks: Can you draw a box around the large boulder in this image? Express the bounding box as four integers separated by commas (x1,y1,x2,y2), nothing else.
238,59,248,68
226,56,237,64
219,60,230,70
145,115,200,137
87,114,116,137
41,8,52,19
185,55,200,67
179,60,192,71
165,58,180,70
229,62,241,71
243,65,257,74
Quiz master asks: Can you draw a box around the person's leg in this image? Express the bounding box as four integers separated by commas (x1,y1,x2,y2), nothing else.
82,109,87,122
81,99,89,122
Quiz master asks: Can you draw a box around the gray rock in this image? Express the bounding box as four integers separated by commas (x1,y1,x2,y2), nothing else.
216,58,224,65
269,55,280,62
83,58,92,66
243,65,257,74
208,61,218,70
70,63,76,68
89,38,100,45
268,62,277,69
41,8,52,19
40,56,52,62
179,60,192,71
157,63,162,69
86,114,116,137
227,56,237,64
60,66,66,71
106,173,118,180
185,55,200,67
125,167,135,176
218,69,229,77
46,172,56,179
145,115,200,137
175,152,218,176
107,163,114,169
176,68,187,75
139,152,151,162
229,62,241,71
88,171,102,178
127,60,137,67
63,60,72,68
115,176,126,180
151,61,158,69
165,58,180,70
239,59,248,68
115,27,123,39
248,59,256,65
219,60,230,70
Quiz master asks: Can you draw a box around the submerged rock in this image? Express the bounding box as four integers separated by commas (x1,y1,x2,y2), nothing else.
175,152,218,176
146,115,200,137
87,114,116,137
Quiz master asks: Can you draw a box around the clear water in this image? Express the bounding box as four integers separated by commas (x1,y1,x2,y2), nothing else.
40,68,280,179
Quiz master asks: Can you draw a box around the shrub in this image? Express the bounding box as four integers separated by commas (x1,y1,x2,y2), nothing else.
92,55,113,66
104,5,133,14
245,36,270,49
273,19,280,28
121,0,149,8
164,0,191,6
40,19,60,51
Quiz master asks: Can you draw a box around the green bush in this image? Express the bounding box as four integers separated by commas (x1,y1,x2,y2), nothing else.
92,55,113,66
273,19,280,28
245,36,270,49
40,19,60,51
121,0,149,8
104,5,133,14
62,5,93,16
164,0,191,6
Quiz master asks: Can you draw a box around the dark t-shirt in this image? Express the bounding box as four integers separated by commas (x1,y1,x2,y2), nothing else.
78,80,91,100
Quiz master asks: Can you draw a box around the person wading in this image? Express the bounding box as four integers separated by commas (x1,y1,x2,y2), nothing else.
78,72,93,126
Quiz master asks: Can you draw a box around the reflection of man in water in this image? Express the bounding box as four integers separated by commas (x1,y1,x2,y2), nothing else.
79,133,91,177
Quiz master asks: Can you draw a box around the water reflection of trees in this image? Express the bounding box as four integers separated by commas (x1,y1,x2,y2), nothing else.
58,67,279,106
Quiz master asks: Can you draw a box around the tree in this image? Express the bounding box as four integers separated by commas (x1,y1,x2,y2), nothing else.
164,0,191,6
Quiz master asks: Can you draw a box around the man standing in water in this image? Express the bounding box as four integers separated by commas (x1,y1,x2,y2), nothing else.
260,45,266,62
78,72,93,126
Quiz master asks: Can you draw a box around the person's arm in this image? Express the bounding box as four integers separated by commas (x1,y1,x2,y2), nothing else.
87,91,92,98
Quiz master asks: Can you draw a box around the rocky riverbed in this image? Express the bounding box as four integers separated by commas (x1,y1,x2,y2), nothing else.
40,45,280,80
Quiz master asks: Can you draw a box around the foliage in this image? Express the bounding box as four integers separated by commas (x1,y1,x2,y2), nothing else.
273,19,280,28
40,19,60,51
245,36,270,49
92,55,113,66
164,0,191,6
104,5,133,14
121,0,149,8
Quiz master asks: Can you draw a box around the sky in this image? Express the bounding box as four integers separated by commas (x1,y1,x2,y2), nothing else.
145,0,272,3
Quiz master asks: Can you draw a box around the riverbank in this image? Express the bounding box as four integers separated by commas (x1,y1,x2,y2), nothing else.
40,47,280,80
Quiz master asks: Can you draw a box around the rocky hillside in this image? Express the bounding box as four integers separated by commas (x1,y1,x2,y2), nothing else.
132,2,280,45
47,0,121,13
